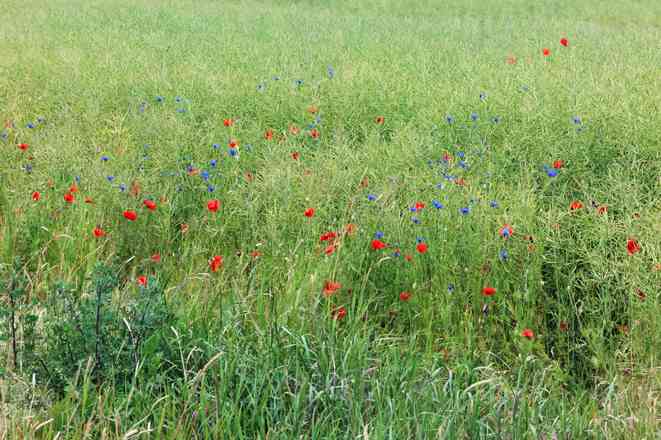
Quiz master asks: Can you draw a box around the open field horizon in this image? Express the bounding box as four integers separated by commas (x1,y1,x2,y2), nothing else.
1,0,660,438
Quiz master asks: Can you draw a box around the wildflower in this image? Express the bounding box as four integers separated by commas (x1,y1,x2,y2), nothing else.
119,183,127,192
151,254,161,263
210,159,218,168
310,128,320,139
31,191,41,201
547,169,558,177
307,105,318,114
107,176,115,182
375,116,385,125
446,115,454,125
542,48,551,56
559,321,569,331
323,281,341,297
18,143,29,151
324,244,336,256
123,210,137,221
229,139,239,148
432,200,444,209
291,151,300,161
597,205,608,215
367,194,377,201
470,112,478,122
506,55,517,65
460,207,470,215
499,224,513,239
572,116,582,125
156,96,164,102
499,248,509,261
264,130,273,141
332,306,347,320
143,199,157,211
327,65,335,79
345,223,357,235
521,329,535,339
93,227,105,238
399,291,411,302
626,239,640,256
137,276,148,287
180,223,189,234
320,231,337,242
228,148,238,157
416,243,428,254
570,201,583,211
64,192,75,204
448,284,455,293
85,197,94,204
304,208,315,218
492,116,501,124
404,254,413,262
207,199,220,212
560,38,569,47
210,255,223,272
223,118,233,127
374,231,384,239
371,239,387,250
482,286,496,296
69,184,78,193
289,125,300,136
553,160,564,169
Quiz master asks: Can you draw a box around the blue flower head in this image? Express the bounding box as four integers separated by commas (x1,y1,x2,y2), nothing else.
547,169,558,177
490,200,499,208
432,200,444,209
23,164,33,174
229,148,238,157
75,176,81,183
499,248,509,261
457,151,465,159
175,96,183,103
327,65,335,79
119,183,127,192
210,159,217,168
436,183,445,190
213,143,220,150
411,216,420,224
294,79,304,87
156,96,164,103
492,116,501,124
257,83,266,92
470,112,479,122
448,284,455,293
367,194,377,201
479,92,487,101
176,108,186,113
572,116,582,125
460,207,470,215
201,170,210,181
107,175,115,182
27,122,35,129
409,206,417,212
101,155,109,162
207,184,215,192
416,236,425,244
446,115,454,125
374,231,384,239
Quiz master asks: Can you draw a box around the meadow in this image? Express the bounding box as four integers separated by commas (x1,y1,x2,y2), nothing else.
1,0,660,438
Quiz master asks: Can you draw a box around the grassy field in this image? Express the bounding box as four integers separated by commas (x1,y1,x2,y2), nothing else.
1,0,660,438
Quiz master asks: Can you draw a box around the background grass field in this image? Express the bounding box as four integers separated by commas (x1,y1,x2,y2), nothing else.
1,0,660,438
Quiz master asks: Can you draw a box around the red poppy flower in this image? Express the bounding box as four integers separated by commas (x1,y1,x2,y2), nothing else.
250,250,262,258
482,286,496,297
18,143,29,151
264,130,274,141
137,276,148,287
64,192,75,204
84,197,94,204
210,255,223,272
143,199,157,211
223,118,233,127
123,210,137,221
415,202,425,211
375,116,384,125
291,151,300,161
455,177,466,186
626,239,640,256
307,105,318,114
506,55,517,65
442,152,453,162
324,244,336,256
320,231,337,242
597,205,608,215
521,328,535,339
180,223,189,234
309,128,320,139
151,253,161,263
323,281,341,297
188,168,200,176
416,243,428,254
304,208,315,218
207,199,220,213
636,288,646,300
560,38,569,47
559,321,568,332
93,227,105,238
404,254,413,262
228,139,239,148
289,125,300,135
345,223,357,235
332,306,347,320
542,48,551,56
553,160,564,169
399,291,411,302
371,239,386,250
570,201,583,211
31,191,41,201
69,185,78,193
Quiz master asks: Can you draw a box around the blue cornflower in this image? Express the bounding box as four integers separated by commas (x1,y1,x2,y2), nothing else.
436,183,445,190
547,169,558,177
374,231,384,239
479,92,487,101
411,216,420,224
294,79,304,87
470,112,479,122
446,115,454,125
207,184,215,192
101,155,109,162
212,143,220,149
392,249,401,258
432,200,444,209
448,284,455,293
119,183,127,192
409,206,417,212
457,151,465,159
37,117,45,123
138,102,147,113
458,160,468,169
23,164,33,174
156,96,164,103
492,116,501,124
490,200,499,208
367,194,377,201
175,96,183,103
460,207,470,215
327,65,335,79
107,175,115,182
210,159,217,168
416,237,425,244
27,122,35,128
75,176,81,183
201,170,210,181
499,248,509,262
1,130,7,140
229,148,238,157
572,116,582,125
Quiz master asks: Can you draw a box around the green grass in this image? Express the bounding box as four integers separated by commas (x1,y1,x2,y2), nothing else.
1,0,660,438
